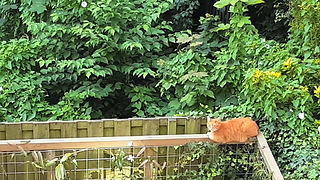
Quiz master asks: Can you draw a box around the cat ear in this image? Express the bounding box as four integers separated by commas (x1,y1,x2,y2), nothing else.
217,117,221,121
207,116,211,122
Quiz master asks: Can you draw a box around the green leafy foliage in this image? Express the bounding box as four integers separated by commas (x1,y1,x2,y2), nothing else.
168,142,271,179
18,149,78,180
209,0,320,179
0,0,175,120
289,0,320,59
1,0,320,178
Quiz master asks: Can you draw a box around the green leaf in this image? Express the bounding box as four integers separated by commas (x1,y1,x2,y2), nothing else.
168,99,180,109
230,0,239,5
85,107,92,115
55,164,65,180
60,153,73,163
32,162,44,169
215,24,231,31
214,0,232,8
29,0,47,14
71,159,78,167
45,158,59,168
236,17,251,27
133,102,142,109
163,82,173,90
243,0,265,5
203,90,215,98
6,61,12,69
292,99,299,108
304,51,312,59
132,96,139,102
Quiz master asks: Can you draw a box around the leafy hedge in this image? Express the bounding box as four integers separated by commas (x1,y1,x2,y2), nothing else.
0,0,319,179
0,0,176,120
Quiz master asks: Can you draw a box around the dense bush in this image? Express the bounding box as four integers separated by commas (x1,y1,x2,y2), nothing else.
0,0,175,120
0,0,320,179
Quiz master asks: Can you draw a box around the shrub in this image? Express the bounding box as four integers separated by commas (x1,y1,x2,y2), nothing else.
0,0,175,120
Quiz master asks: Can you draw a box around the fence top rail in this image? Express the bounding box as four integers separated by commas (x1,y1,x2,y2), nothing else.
0,134,255,152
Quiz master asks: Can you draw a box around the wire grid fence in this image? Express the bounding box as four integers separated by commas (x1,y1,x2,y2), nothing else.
0,142,271,180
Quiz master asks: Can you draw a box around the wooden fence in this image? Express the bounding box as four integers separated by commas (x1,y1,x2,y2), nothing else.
0,117,284,180
0,117,208,140
0,134,283,180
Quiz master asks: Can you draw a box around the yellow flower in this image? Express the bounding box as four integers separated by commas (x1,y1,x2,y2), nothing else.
265,71,281,78
252,70,264,84
314,86,320,98
300,86,309,92
283,57,293,70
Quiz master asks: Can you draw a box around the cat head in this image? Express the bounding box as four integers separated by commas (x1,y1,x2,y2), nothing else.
207,117,221,132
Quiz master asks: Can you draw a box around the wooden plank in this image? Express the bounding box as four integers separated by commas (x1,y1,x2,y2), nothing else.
200,118,208,134
88,121,103,137
0,130,5,140
61,122,77,138
103,120,114,128
0,124,5,131
77,121,88,138
256,132,284,180
46,150,55,180
6,124,22,140
114,120,131,136
21,123,35,180
32,123,49,180
0,134,214,152
131,120,143,136
22,123,34,140
159,118,168,126
103,120,114,137
33,123,49,139
176,118,187,125
77,120,88,129
76,121,88,179
87,121,104,178
159,125,167,135
5,124,22,180
185,118,200,134
21,122,34,130
167,118,177,135
158,117,168,135
142,119,159,179
176,118,186,134
131,126,143,136
166,118,177,176
131,119,143,127
49,122,61,139
144,147,154,180
143,119,159,135
104,127,114,137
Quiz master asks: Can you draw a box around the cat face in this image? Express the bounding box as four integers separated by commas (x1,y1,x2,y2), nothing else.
207,117,221,132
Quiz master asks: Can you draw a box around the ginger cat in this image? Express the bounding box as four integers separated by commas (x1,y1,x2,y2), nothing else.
207,117,259,144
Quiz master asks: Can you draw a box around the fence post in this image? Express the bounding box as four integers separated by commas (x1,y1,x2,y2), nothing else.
256,132,284,180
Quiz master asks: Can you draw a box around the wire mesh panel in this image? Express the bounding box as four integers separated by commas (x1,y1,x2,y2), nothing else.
0,142,271,180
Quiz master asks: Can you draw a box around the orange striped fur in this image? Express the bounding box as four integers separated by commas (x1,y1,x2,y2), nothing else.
207,117,259,144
